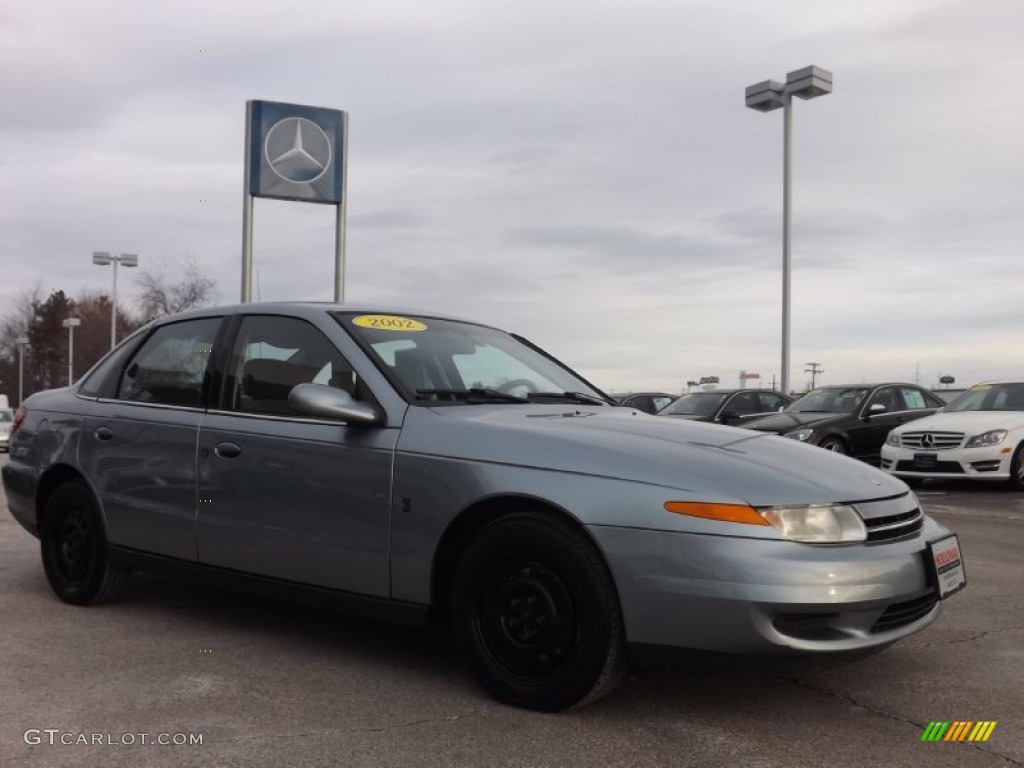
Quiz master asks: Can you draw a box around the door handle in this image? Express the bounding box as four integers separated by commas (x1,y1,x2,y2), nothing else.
94,427,114,442
214,442,241,459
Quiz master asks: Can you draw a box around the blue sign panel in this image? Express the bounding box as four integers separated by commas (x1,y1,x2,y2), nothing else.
248,100,345,204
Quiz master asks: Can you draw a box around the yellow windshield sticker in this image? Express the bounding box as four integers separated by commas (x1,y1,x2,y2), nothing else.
353,315,427,332
971,384,991,391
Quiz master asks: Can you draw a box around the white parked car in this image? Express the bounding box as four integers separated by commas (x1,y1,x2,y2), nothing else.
881,380,1024,489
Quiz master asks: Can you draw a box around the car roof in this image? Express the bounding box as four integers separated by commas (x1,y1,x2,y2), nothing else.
806,383,924,389
152,302,484,327
681,388,783,395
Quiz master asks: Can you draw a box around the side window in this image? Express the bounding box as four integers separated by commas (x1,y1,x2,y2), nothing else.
226,316,357,417
757,392,786,412
118,318,220,407
79,330,146,398
869,386,899,412
727,392,758,415
900,387,929,410
651,396,674,412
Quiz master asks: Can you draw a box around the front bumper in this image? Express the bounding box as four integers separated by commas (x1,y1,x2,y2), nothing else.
589,516,952,654
880,442,1014,481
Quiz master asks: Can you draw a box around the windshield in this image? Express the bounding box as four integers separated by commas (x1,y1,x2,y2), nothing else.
0,409,12,423
789,387,869,414
339,312,606,404
945,383,1024,412
659,392,727,416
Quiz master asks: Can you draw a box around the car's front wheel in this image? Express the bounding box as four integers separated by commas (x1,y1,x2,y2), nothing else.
819,437,847,454
450,512,626,711
41,480,131,605
1007,443,1024,491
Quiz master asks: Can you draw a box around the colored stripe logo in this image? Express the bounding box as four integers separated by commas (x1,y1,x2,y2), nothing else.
921,721,996,742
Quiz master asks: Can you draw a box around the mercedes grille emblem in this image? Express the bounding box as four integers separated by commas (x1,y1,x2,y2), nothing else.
921,433,934,448
264,117,332,184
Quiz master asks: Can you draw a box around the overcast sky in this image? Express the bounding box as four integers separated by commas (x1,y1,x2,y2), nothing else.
2,0,1022,393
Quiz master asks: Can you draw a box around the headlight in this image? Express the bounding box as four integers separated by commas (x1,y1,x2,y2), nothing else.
885,431,901,447
965,429,1007,448
757,503,866,543
785,428,814,442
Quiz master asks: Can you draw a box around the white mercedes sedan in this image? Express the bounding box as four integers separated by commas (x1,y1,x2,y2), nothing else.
881,380,1024,489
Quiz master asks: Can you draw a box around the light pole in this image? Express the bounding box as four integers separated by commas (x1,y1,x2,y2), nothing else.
62,318,81,385
745,66,833,395
15,336,29,407
92,251,138,349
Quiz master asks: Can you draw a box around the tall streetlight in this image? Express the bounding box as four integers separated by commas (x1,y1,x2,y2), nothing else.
745,66,833,395
92,251,138,349
15,336,29,407
62,318,81,386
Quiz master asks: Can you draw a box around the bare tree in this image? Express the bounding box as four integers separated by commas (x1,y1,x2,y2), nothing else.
136,256,217,322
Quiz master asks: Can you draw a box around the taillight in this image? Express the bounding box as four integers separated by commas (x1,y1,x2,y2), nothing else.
11,407,26,436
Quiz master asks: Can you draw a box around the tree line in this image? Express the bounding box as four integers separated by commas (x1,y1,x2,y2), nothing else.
0,260,216,405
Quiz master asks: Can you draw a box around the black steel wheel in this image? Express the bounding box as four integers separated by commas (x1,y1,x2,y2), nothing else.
450,512,625,711
41,481,131,605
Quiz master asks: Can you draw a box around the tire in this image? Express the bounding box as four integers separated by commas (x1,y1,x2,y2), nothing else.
450,512,626,711
40,481,131,605
818,437,847,454
1007,443,1024,491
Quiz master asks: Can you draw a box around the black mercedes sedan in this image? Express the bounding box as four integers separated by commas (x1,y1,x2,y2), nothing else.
742,383,945,464
657,388,792,426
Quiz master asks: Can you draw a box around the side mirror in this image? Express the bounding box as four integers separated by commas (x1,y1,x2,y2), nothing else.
718,410,741,422
288,383,382,425
867,403,887,416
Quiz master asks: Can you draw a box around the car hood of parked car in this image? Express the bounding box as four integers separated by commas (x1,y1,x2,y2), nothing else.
399,405,906,506
892,410,1024,434
741,411,849,434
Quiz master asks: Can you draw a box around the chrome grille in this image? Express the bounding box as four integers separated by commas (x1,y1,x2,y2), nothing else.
899,431,964,450
863,507,924,542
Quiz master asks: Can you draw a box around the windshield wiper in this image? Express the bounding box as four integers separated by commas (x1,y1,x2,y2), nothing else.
526,391,610,405
416,388,528,403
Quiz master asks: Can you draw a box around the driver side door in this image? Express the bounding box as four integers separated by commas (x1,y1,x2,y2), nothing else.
196,314,397,597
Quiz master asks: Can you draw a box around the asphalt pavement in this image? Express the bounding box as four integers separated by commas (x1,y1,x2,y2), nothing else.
1,454,1021,767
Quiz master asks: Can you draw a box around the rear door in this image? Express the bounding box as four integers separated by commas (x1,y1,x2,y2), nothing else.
79,316,223,560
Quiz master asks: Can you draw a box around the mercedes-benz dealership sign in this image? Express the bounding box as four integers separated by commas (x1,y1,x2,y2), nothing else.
247,100,346,204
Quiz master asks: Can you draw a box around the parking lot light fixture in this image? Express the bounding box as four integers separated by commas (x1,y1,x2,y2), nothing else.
745,66,833,395
15,336,29,407
62,318,81,386
93,251,139,349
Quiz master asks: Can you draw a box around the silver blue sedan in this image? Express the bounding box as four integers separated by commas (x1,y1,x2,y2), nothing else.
1,303,966,710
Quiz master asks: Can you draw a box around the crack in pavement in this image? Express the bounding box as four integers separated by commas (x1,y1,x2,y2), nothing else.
906,625,1024,649
781,676,1024,766
220,707,486,743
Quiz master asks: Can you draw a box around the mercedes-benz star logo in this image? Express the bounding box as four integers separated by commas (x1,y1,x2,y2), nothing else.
921,433,934,448
264,117,332,184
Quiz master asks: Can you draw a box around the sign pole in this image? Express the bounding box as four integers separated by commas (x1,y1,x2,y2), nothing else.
241,101,254,303
334,111,349,303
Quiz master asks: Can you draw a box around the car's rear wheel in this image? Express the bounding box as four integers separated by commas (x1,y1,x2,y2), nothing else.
1007,443,1024,491
819,437,847,454
41,481,131,605
450,512,626,711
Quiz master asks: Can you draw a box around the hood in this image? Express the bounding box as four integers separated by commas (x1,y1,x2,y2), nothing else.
659,413,712,422
398,404,907,506
742,411,847,434
893,410,1024,434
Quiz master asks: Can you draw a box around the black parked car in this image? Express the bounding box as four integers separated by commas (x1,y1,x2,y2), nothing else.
743,383,944,464
612,392,677,414
657,388,792,426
